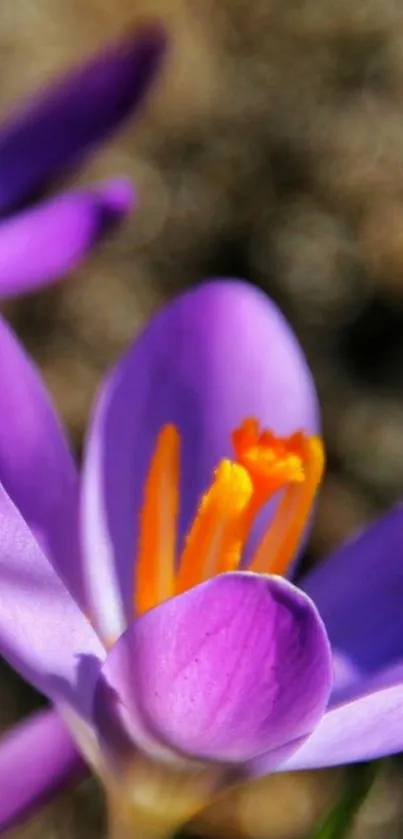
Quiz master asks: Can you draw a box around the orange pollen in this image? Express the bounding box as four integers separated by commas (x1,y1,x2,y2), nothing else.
134,419,325,616
232,418,306,505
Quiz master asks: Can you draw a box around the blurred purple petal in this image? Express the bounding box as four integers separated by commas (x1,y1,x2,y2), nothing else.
82,279,319,642
0,178,134,297
0,24,166,213
93,573,331,767
300,505,403,704
278,662,403,770
0,709,86,833
0,315,85,604
0,479,104,717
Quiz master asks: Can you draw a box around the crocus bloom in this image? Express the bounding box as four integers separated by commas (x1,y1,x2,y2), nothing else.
0,23,166,297
0,280,402,837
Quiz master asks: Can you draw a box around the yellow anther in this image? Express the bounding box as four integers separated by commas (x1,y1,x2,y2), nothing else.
176,460,253,594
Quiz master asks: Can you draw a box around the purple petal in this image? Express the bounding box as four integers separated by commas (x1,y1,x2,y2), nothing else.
0,480,104,717
0,24,166,213
93,573,332,767
0,178,134,297
266,506,403,770
0,709,86,833
276,662,403,770
300,505,403,704
82,279,319,641
0,315,84,604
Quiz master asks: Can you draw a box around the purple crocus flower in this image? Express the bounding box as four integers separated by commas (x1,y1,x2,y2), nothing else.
0,23,166,297
0,279,402,837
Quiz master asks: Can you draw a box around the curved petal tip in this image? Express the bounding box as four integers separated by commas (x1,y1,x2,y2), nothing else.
0,178,135,297
94,572,332,769
0,22,167,212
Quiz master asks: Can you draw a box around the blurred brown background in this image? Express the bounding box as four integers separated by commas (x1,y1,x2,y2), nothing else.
2,0,403,836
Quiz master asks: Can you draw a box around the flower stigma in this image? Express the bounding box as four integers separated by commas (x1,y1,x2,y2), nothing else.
134,418,324,617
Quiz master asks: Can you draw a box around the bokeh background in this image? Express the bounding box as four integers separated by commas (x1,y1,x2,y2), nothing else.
1,0,403,836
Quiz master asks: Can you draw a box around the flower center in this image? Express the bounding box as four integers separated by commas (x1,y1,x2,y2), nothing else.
134,419,324,616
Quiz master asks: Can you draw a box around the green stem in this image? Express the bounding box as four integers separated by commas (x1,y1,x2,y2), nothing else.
310,761,379,839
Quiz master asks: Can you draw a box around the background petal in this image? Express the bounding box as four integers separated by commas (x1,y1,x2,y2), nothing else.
0,315,84,604
93,573,332,767
0,709,86,833
0,23,166,213
82,279,319,641
268,506,403,770
299,505,403,703
277,662,403,769
0,178,134,297
0,480,104,717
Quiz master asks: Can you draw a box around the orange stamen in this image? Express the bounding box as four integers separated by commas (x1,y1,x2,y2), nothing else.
134,425,179,616
232,419,306,503
249,435,324,576
133,418,324,616
176,461,253,595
